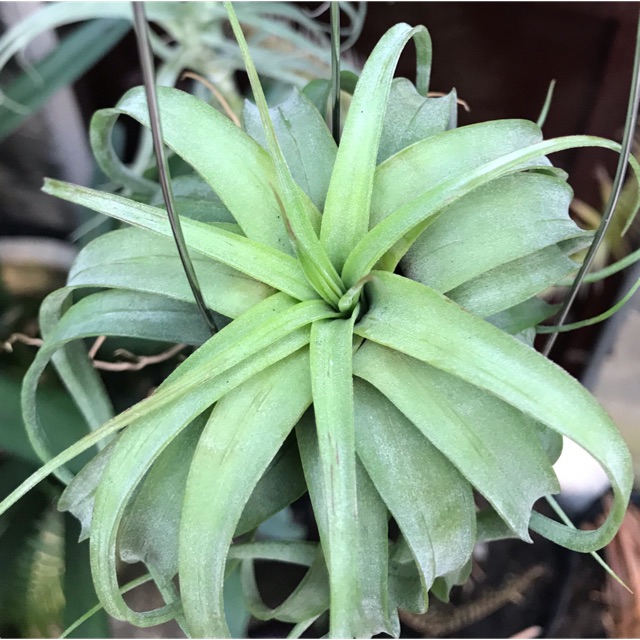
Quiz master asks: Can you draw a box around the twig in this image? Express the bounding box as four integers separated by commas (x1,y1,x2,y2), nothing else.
2,332,43,353
511,625,542,639
92,343,187,372
428,91,471,112
181,71,240,126
87,335,106,359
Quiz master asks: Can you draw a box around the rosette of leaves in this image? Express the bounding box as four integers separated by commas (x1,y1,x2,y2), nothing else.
3,5,639,638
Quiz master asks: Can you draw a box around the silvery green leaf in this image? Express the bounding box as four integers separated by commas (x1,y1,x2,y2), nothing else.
378,78,456,163
243,88,337,211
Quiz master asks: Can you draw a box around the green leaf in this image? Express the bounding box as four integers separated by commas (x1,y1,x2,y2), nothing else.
61,429,305,553
430,558,473,604
353,341,559,539
226,2,344,307
69,227,271,319
537,276,640,334
0,19,128,141
240,542,329,623
370,120,549,228
536,80,557,129
222,566,251,639
344,135,640,287
302,70,359,116
22,289,210,480
378,79,456,163
58,441,117,541
402,173,585,294
447,242,583,318
59,573,153,640
486,297,560,335
179,349,313,637
320,23,431,271
28,288,113,479
88,338,314,629
1,294,326,519
296,411,395,637
355,271,632,552
388,536,427,612
307,314,360,637
236,434,307,536
354,380,476,595
90,85,293,253
239,542,329,624
118,414,207,581
44,179,316,302
243,88,337,212
149,173,236,224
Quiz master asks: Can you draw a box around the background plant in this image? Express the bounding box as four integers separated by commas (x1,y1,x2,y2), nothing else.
1,3,639,639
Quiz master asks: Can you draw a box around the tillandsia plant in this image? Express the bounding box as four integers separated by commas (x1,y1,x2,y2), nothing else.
0,1,365,142
2,3,640,638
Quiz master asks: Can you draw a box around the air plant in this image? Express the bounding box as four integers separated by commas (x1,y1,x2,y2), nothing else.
1,3,639,638
0,1,365,145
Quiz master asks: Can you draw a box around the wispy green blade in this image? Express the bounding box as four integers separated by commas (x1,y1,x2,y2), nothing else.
179,351,312,637
44,179,316,302
307,314,360,637
355,271,632,552
320,23,431,271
